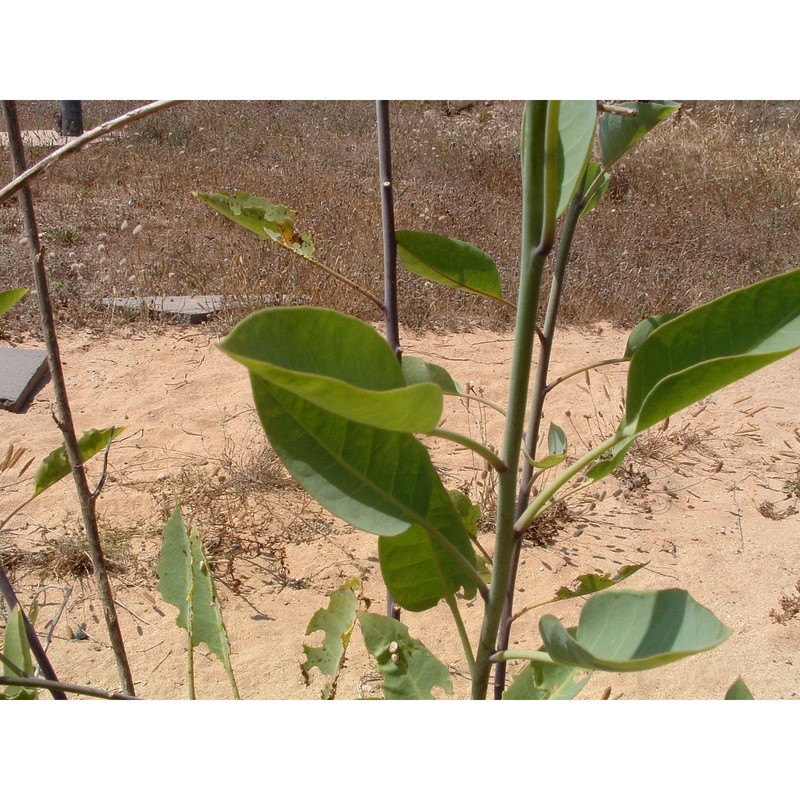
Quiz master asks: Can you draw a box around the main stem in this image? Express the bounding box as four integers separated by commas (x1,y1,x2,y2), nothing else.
2,101,136,696
492,189,584,697
471,102,558,699
376,100,402,620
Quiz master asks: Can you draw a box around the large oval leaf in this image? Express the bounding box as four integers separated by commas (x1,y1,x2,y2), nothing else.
221,307,443,433
599,101,680,167
555,100,597,217
540,589,731,672
379,485,479,611
396,230,503,302
250,378,477,608
623,268,800,438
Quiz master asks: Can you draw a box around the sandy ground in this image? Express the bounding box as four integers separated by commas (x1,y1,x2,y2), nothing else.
2,321,799,700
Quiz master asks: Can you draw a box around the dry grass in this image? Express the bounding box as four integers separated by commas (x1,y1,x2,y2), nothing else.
2,100,798,338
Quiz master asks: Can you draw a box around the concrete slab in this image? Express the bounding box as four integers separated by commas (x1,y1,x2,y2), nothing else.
102,295,224,324
0,348,49,413
0,130,73,148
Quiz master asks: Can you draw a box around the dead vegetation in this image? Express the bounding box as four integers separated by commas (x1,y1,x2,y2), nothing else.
1,101,799,339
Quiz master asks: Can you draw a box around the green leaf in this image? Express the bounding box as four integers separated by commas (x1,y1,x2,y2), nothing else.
301,577,361,699
187,528,238,692
378,484,479,611
548,422,567,455
156,506,193,632
448,489,480,536
540,589,731,672
195,191,314,258
599,101,681,167
623,313,681,359
555,100,597,217
551,564,646,601
156,506,240,698
357,612,452,699
584,434,635,482
579,162,610,217
396,230,504,302
220,307,443,433
530,453,566,470
0,288,28,317
401,355,461,395
250,379,477,610
2,606,36,699
504,655,590,700
32,427,124,498
623,268,800,438
725,676,755,699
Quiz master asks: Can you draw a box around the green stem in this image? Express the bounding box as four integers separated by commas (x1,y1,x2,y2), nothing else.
445,594,476,677
470,101,558,700
429,427,509,473
490,650,555,664
515,433,619,533
187,630,196,700
457,391,507,417
493,180,586,698
545,357,628,395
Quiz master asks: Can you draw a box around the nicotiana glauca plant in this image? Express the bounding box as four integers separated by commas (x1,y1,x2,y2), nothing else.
198,100,800,699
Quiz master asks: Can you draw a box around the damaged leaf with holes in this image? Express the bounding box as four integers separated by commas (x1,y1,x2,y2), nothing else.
301,577,361,699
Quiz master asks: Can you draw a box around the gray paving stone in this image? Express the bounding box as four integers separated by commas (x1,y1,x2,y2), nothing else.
0,348,49,413
102,295,223,323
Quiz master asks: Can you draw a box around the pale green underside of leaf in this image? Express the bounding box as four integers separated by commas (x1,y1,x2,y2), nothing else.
540,589,731,672
599,102,681,167
623,268,800,437
725,676,755,699
358,612,453,699
195,191,314,258
221,307,443,433
250,378,477,610
548,422,567,455
396,230,503,301
32,427,124,498
0,288,28,317
401,356,461,395
504,654,590,700
301,577,361,697
555,100,597,217
579,162,610,217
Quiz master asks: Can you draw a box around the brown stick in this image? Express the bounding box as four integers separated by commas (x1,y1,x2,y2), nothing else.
1,100,136,696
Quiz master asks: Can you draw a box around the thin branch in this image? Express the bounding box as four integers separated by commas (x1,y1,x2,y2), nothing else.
0,564,67,699
2,100,136,696
0,100,184,204
0,675,138,700
545,357,628,395
377,100,401,620
429,427,509,473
